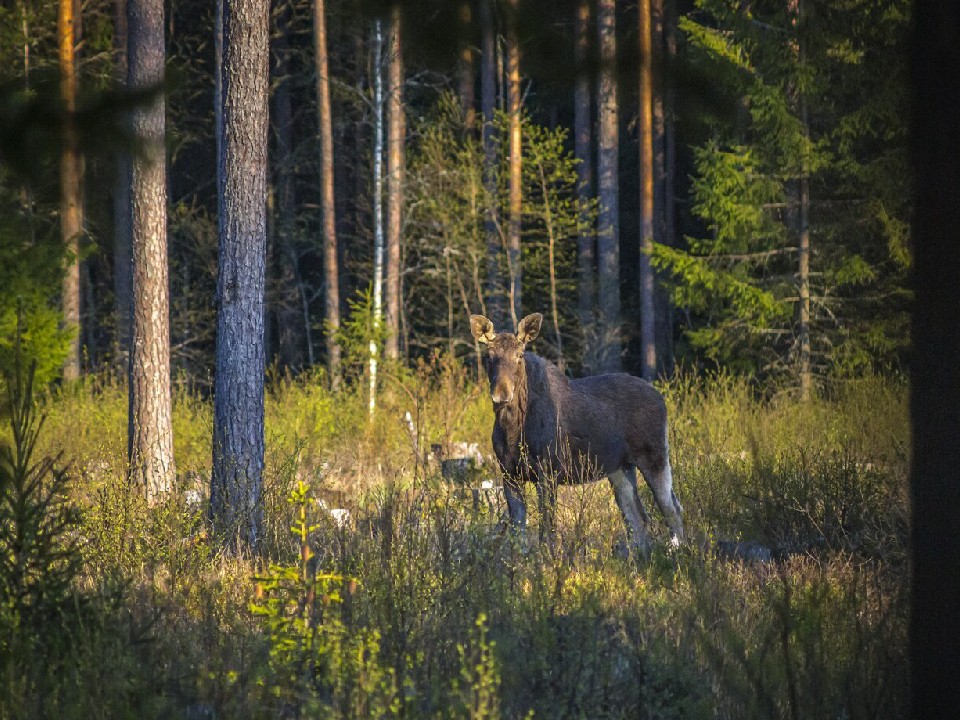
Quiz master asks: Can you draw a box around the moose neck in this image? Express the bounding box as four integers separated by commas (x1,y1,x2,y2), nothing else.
494,354,530,443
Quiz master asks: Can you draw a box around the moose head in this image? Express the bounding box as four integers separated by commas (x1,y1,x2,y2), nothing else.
470,313,543,405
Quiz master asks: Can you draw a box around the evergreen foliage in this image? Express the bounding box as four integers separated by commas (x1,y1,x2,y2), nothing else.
654,0,911,383
0,328,83,711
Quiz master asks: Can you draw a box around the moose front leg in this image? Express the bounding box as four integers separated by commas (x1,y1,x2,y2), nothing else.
503,477,527,528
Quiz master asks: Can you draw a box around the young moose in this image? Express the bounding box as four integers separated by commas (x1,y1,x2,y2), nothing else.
471,312,684,552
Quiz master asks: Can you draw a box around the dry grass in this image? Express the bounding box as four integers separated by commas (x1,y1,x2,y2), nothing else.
1,361,909,718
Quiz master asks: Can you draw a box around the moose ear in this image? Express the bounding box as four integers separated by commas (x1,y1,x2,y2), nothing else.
517,313,543,344
470,315,497,344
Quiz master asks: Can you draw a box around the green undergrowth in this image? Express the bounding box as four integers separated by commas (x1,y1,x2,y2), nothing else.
1,359,910,718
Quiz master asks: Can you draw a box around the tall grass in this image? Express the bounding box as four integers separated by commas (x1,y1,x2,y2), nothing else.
1,359,909,718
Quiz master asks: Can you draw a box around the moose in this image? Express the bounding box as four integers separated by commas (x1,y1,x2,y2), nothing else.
471,312,684,553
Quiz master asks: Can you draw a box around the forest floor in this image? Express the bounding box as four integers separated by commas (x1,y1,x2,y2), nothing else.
3,359,909,718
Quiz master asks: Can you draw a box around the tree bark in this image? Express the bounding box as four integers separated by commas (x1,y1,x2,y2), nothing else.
654,0,676,377
211,0,269,550
505,0,522,329
127,0,175,500
59,0,83,381
314,0,341,388
638,0,656,380
596,0,620,372
113,0,133,364
480,0,502,327
910,1,960,716
574,0,595,372
385,3,404,360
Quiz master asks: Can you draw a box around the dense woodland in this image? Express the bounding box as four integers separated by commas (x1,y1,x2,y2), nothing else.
0,0,911,389
0,0,956,717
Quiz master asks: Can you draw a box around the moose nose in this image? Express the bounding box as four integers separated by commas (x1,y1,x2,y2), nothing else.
490,388,513,404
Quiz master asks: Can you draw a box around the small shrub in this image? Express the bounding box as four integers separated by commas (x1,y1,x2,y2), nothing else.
0,341,83,716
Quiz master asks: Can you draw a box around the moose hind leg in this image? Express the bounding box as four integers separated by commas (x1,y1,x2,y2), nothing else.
640,460,684,542
608,468,652,553
535,477,558,548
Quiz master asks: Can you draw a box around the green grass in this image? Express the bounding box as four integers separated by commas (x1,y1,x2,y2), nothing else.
1,360,909,719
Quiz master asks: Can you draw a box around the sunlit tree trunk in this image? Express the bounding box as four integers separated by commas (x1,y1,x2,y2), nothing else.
210,0,269,550
910,1,960,715
596,0,620,372
127,0,174,500
505,0,522,328
385,3,404,360
574,0,595,372
314,0,341,388
59,0,83,380
638,0,656,380
480,0,502,327
654,0,676,377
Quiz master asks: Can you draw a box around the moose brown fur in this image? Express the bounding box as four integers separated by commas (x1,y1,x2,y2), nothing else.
471,312,683,551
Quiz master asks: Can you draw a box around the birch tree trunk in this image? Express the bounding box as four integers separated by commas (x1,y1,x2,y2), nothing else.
314,0,341,388
59,0,83,381
505,0,522,329
385,3,404,360
574,0,595,372
596,0,621,372
210,0,269,550
127,0,174,500
370,20,385,416
638,0,656,380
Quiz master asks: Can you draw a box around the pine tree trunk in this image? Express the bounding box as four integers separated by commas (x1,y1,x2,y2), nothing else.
480,0,502,327
59,0,83,381
458,1,476,132
596,0,621,372
654,0,676,377
638,0,656,380
273,0,306,370
211,0,269,550
385,3,404,360
314,0,341,388
574,0,595,372
113,0,133,364
127,0,175,500
506,0,522,329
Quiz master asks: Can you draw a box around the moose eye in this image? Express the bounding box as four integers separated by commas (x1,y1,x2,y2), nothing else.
516,352,524,362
